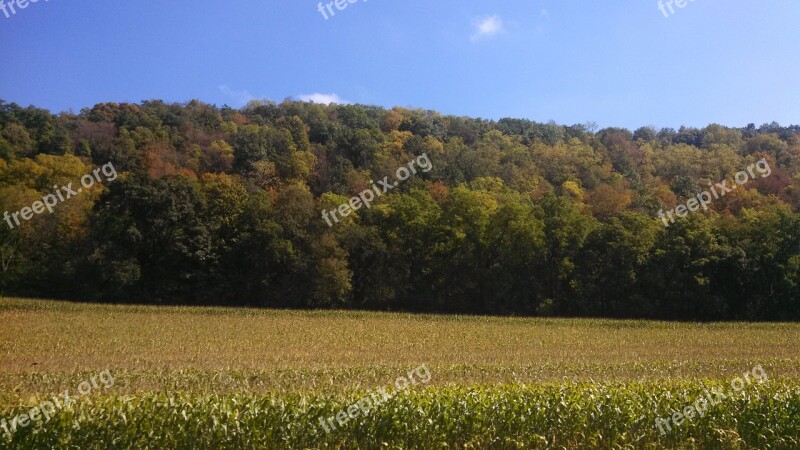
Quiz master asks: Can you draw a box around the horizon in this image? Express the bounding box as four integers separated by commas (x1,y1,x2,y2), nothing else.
2,97,798,133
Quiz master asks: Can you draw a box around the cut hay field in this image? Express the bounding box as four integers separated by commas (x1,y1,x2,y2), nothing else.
1,297,799,449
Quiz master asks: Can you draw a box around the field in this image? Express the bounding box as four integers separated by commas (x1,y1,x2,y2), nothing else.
1,297,799,449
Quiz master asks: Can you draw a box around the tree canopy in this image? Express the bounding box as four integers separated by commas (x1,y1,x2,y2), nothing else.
1,98,799,320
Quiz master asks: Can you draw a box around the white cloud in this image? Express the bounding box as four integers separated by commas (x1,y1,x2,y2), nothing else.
218,85,255,106
471,15,504,42
296,93,350,105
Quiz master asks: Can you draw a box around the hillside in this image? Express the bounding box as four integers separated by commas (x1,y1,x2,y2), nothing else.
1,100,800,320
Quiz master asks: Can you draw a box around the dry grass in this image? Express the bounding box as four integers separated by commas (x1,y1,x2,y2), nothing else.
1,296,799,399
3,297,800,448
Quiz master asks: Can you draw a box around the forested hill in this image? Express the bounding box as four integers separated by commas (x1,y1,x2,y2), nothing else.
1,99,799,321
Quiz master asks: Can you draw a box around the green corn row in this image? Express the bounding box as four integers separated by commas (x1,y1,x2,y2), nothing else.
1,382,799,449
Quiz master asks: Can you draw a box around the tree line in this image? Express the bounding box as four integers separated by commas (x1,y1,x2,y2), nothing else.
1,98,799,321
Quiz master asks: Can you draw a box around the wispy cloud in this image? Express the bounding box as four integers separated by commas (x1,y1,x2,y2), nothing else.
218,85,255,106
471,15,504,42
541,9,550,21
296,93,350,105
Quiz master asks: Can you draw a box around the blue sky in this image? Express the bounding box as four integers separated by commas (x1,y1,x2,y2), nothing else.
1,0,798,130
